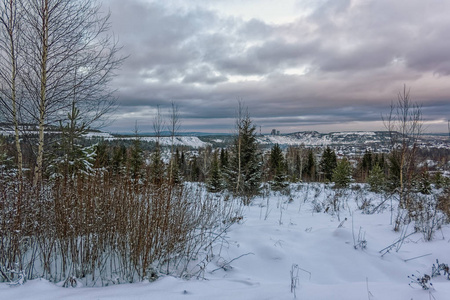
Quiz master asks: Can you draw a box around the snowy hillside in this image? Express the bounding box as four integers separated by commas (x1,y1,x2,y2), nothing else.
138,136,210,148
86,133,211,148
2,183,449,300
257,131,392,148
258,131,331,146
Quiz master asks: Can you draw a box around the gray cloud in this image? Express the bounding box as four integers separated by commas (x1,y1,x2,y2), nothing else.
102,0,450,133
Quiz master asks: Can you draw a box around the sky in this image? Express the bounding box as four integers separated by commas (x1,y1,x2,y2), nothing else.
101,0,450,134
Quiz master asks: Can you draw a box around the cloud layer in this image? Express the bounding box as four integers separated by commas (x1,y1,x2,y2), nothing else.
103,0,450,133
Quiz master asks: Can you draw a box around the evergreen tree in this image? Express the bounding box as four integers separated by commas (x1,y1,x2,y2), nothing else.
112,144,127,175
168,149,182,185
94,141,110,169
220,148,228,169
179,150,187,177
206,150,223,192
269,144,287,190
129,135,143,179
367,164,386,193
293,148,302,182
303,149,316,182
189,156,200,182
319,147,337,182
150,144,164,185
387,150,401,192
332,158,352,189
358,150,373,181
417,168,431,194
47,104,95,179
226,106,261,202
433,171,444,189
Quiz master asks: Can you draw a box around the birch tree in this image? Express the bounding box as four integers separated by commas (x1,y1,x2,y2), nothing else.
19,0,122,185
168,101,181,183
0,0,23,178
383,85,423,230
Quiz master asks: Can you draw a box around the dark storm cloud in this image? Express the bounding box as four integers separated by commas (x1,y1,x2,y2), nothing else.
102,0,450,133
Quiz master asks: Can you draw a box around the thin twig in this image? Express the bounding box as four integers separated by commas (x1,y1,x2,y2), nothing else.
366,277,374,300
404,253,432,262
210,252,255,273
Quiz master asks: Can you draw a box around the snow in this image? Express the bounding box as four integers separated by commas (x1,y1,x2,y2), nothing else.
258,134,331,146
81,132,210,148
138,136,210,148
1,183,449,300
331,131,377,136
83,132,114,139
102,136,210,148
257,131,382,146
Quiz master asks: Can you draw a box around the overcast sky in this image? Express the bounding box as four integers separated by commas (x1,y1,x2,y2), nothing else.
101,0,450,134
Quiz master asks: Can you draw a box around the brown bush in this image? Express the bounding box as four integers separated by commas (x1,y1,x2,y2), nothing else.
0,170,242,286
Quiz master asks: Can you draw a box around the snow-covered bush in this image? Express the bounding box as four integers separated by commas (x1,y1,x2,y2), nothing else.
411,194,448,241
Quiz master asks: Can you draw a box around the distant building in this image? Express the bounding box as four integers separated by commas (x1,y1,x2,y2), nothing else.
271,129,280,136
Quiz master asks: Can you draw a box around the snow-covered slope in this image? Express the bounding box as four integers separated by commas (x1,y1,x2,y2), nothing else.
257,131,392,147
137,136,210,148
87,134,210,148
258,131,331,146
2,183,449,300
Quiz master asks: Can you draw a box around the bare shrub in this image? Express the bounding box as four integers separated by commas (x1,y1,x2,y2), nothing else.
437,188,450,220
0,170,243,286
410,194,447,241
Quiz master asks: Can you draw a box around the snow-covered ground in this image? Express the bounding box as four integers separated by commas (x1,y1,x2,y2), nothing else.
1,184,449,300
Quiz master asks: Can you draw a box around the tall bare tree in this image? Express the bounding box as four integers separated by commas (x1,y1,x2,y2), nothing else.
0,0,23,178
167,101,181,183
383,85,423,229
17,0,122,185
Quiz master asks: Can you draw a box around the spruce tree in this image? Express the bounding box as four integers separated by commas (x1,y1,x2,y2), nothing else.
368,163,386,193
320,147,337,182
269,143,287,190
47,104,95,179
168,148,183,185
226,106,261,202
332,158,352,188
112,144,127,175
359,150,373,181
417,168,431,194
433,171,444,189
303,149,316,182
387,151,401,192
95,142,110,169
150,143,165,185
129,132,144,179
190,156,200,182
207,150,223,192
220,148,228,169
